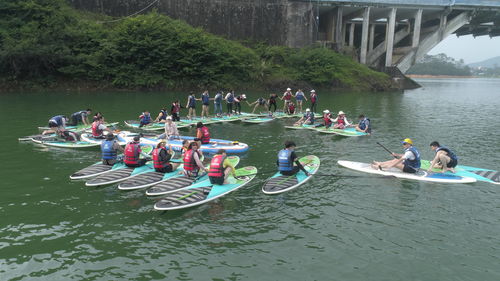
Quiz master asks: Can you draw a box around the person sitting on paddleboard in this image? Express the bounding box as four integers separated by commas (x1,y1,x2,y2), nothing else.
355,114,371,134
294,108,315,126
295,89,307,113
139,110,152,127
277,141,310,176
194,122,210,146
124,136,150,168
101,133,124,166
372,138,421,173
183,142,207,177
69,109,92,126
208,149,236,185
91,116,113,139
322,110,334,129
181,140,190,156
427,141,458,173
170,100,182,122
43,115,68,135
152,141,180,173
332,111,351,129
158,116,180,140
93,112,103,122
247,97,268,114
154,108,168,123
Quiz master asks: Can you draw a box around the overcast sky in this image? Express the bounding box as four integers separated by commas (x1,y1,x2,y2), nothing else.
428,35,500,64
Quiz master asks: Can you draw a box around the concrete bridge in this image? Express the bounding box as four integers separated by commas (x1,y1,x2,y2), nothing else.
69,0,500,74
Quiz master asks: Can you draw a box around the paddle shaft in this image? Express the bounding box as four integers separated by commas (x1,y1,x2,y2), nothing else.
376,142,397,159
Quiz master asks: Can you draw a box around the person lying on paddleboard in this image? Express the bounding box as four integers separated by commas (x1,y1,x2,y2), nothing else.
139,110,152,127
277,141,310,176
247,97,268,114
332,111,351,129
158,116,180,140
69,109,92,126
355,114,371,134
208,149,236,185
194,122,210,146
43,115,68,135
153,141,180,173
372,138,421,173
124,136,150,168
101,133,124,166
91,116,113,139
183,142,207,177
58,129,80,142
427,141,458,173
294,108,315,126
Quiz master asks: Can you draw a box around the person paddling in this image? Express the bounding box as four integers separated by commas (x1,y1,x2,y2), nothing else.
152,141,180,173
208,149,236,185
427,141,458,173
101,133,124,165
183,142,207,177
277,141,310,176
124,136,150,168
355,114,371,134
372,138,421,173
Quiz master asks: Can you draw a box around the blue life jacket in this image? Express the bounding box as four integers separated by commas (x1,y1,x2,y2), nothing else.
258,97,266,105
101,140,117,160
227,93,234,103
140,113,151,124
404,146,421,169
50,115,64,126
159,110,167,121
436,146,458,161
214,93,222,103
72,110,87,120
358,118,371,131
305,112,315,123
188,95,196,107
202,94,210,104
278,149,293,172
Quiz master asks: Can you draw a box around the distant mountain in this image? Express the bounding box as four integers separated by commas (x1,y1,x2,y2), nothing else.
468,56,500,68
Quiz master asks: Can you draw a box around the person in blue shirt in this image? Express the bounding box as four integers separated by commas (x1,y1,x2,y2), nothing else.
214,91,224,117
372,138,421,173
294,89,307,113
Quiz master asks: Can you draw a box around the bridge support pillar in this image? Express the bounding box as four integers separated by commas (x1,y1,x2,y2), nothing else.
360,7,371,64
412,9,423,48
385,8,397,67
349,23,355,46
369,24,375,52
334,7,344,50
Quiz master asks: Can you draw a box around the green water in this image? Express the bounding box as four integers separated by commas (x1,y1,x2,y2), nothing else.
1,78,500,280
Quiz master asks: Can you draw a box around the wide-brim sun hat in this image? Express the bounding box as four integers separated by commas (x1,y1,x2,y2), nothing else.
323,110,330,114
401,138,413,145
166,116,172,120
310,89,315,92
286,88,291,91
338,111,345,115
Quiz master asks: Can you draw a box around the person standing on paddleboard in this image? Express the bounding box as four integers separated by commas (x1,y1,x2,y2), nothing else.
200,90,211,119
281,88,293,113
247,97,268,114
185,92,198,120
214,91,224,117
225,91,235,116
124,136,150,168
309,90,318,113
372,138,421,173
355,114,371,134
427,141,458,173
101,133,124,166
170,100,182,122
277,141,310,176
295,89,307,113
268,93,278,113
208,149,236,185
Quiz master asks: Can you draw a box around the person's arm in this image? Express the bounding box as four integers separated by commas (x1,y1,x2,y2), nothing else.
82,114,89,125
160,149,172,162
138,146,150,158
304,95,308,101
223,158,236,176
427,153,440,171
185,97,190,108
193,152,206,171
196,129,202,139
291,152,309,175
345,119,352,127
114,142,124,153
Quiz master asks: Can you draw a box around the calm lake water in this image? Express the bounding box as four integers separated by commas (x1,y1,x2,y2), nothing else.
1,78,499,280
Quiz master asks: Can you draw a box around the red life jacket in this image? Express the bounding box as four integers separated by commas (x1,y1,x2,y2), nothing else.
288,104,295,114
199,126,210,143
124,142,140,165
284,92,292,100
311,93,317,103
171,103,180,114
152,147,169,169
323,114,332,125
92,121,103,137
183,149,198,172
337,116,345,125
208,154,225,178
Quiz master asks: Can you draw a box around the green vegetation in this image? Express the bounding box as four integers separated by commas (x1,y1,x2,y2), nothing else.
0,0,392,91
408,54,472,76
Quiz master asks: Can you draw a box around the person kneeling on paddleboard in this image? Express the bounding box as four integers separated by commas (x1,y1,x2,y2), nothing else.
153,141,180,173
372,138,421,173
124,136,150,167
208,149,236,185
194,122,210,147
427,141,458,173
277,141,310,176
183,142,207,177
101,133,124,165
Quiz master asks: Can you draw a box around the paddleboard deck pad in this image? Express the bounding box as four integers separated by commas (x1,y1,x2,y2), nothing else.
338,160,477,183
70,162,122,180
421,160,500,185
146,176,199,196
154,166,257,210
262,155,320,194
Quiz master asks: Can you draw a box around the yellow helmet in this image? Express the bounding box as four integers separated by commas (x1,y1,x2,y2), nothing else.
401,138,413,145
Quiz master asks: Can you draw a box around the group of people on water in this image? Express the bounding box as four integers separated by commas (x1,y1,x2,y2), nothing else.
43,109,102,141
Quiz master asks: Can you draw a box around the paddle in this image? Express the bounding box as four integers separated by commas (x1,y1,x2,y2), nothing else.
314,173,394,179
376,142,398,159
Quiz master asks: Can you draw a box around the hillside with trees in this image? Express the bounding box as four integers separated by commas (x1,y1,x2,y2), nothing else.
407,54,472,76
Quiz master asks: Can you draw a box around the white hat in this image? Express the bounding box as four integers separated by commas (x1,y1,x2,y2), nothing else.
166,116,172,120
338,111,345,115
323,110,330,114
286,88,291,91
242,94,247,99
306,108,310,112
310,89,315,92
